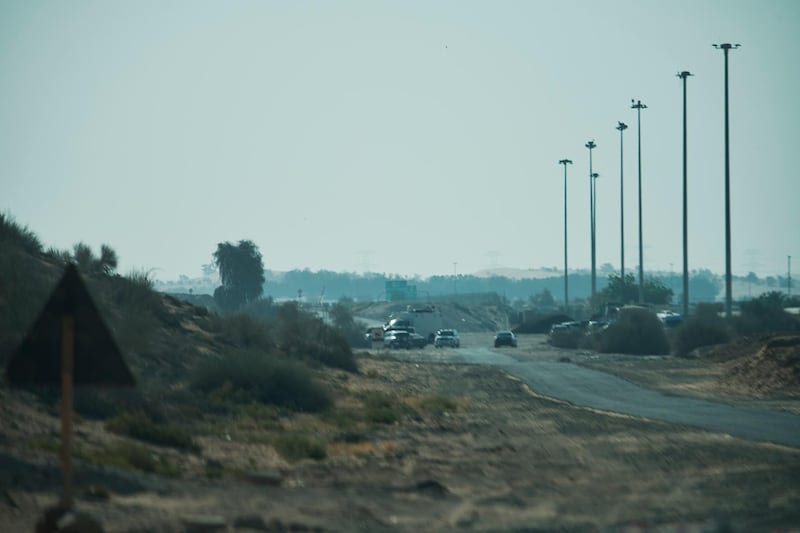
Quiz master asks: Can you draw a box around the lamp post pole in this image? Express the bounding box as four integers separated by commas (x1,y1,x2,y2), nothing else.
631,99,647,303
677,71,693,317
585,140,597,299
616,122,628,282
713,43,740,318
559,159,573,312
592,172,600,296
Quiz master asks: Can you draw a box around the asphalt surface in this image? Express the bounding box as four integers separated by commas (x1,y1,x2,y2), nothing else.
448,347,800,448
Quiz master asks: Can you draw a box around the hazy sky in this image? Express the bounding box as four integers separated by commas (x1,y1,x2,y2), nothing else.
2,1,798,281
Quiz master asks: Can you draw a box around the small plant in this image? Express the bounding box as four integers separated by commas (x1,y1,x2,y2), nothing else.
271,434,327,462
360,391,410,425
105,411,199,452
417,395,458,416
82,441,179,477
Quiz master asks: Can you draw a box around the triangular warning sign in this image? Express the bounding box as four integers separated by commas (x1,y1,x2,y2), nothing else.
6,264,135,386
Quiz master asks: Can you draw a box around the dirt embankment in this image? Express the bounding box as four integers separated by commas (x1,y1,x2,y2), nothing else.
719,335,800,396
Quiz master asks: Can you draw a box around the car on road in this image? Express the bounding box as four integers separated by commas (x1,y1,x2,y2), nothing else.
434,329,460,348
494,330,518,348
409,331,428,348
384,330,411,349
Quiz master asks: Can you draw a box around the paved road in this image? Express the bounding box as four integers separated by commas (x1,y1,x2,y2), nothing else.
446,347,800,448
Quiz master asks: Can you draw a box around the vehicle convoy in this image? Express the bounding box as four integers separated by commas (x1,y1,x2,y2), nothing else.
388,306,443,344
434,328,460,348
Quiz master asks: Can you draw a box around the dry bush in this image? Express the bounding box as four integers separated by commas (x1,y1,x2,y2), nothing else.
596,308,670,355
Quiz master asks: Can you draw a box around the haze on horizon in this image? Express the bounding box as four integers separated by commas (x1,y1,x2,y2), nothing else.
2,1,798,282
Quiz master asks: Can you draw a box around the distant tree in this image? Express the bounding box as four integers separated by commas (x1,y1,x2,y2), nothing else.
689,270,722,302
593,273,672,307
213,240,265,312
529,288,555,307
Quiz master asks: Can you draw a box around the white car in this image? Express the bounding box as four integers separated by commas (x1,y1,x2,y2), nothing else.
433,329,460,348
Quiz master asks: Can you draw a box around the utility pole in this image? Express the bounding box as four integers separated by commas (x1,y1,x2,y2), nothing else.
631,99,647,303
677,71,693,317
713,43,740,318
616,122,628,281
789,255,793,298
585,140,597,299
559,159,573,312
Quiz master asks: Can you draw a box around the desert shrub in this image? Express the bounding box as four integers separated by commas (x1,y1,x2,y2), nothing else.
733,291,799,335
213,312,274,351
417,395,458,415
360,391,410,425
672,304,731,356
83,441,179,476
329,301,370,349
191,349,331,412
308,332,359,372
0,212,43,256
72,388,151,420
271,434,327,462
105,411,199,452
596,308,670,355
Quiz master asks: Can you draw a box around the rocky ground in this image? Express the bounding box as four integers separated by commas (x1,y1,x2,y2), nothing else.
2,331,800,532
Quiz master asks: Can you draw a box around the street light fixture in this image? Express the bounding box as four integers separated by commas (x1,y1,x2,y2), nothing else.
559,159,573,311
585,140,597,299
677,71,693,317
631,99,647,303
713,43,740,318
616,122,628,281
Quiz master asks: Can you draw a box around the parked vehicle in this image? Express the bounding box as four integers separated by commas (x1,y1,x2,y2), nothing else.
549,321,588,334
409,331,428,348
384,330,411,349
434,329,460,348
494,330,517,348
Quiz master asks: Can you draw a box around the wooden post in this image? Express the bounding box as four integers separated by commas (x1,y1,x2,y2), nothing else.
60,314,74,509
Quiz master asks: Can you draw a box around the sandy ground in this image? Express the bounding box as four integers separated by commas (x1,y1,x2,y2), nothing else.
2,334,800,532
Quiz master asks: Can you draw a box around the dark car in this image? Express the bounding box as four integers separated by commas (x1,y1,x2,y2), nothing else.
494,330,517,348
384,330,411,349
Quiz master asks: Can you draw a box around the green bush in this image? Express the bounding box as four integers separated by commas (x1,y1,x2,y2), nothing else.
417,395,458,416
191,349,331,412
672,304,731,356
271,434,327,462
213,312,275,351
733,291,799,335
0,212,43,256
596,308,670,355
83,441,179,476
360,391,409,425
105,411,199,452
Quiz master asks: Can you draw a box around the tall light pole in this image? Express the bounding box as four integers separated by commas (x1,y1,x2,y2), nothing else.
677,71,693,317
631,99,647,303
559,159,573,311
585,140,597,299
616,122,628,281
713,43,740,318
591,172,600,299
789,255,793,298
453,261,458,296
